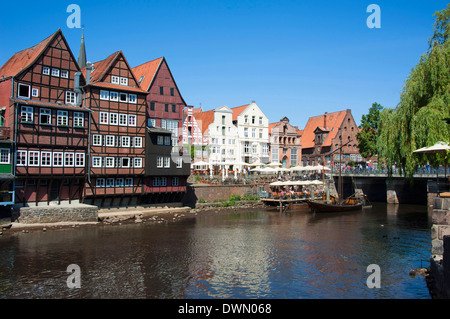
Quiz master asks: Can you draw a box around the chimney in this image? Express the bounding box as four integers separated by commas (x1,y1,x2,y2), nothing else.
324,112,327,128
85,62,94,85
74,72,82,107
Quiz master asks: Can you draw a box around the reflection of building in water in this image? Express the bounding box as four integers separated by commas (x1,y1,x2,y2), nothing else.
184,215,273,297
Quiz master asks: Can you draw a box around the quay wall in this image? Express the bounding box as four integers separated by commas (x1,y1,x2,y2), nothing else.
16,204,98,224
429,197,450,298
184,183,256,208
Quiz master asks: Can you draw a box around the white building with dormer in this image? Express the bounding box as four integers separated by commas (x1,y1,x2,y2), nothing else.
233,101,270,164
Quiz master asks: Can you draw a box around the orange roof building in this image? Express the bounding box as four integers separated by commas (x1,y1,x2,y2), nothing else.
300,109,363,166
0,29,90,207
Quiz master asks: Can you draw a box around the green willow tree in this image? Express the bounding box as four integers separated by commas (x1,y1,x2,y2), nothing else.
356,102,383,158
377,4,450,178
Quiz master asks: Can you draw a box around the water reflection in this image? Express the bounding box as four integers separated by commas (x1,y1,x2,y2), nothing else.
0,204,431,299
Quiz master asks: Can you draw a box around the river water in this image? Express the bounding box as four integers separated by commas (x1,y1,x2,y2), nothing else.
0,203,432,299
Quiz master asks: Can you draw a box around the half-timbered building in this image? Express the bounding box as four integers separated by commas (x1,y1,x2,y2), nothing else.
81,51,148,207
0,29,89,206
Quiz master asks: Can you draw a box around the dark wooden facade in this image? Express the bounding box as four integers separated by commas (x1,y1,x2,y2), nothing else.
0,29,89,206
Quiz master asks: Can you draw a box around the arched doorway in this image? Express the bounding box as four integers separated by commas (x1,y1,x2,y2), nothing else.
282,156,288,168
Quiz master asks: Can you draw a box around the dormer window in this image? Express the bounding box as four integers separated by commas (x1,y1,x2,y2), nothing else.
120,77,128,86
111,76,119,84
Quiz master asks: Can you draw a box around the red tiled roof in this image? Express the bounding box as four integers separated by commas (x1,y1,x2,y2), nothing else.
81,51,120,84
194,109,215,134
131,57,163,91
268,122,279,134
230,104,249,121
90,82,147,93
0,30,59,79
81,51,146,93
301,110,348,149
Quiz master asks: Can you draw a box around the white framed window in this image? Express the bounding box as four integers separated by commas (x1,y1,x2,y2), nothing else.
128,115,136,127
75,153,85,167
99,112,109,124
244,128,248,138
172,177,179,186
121,157,130,168
111,76,119,84
120,136,130,147
18,83,30,98
51,68,60,77
252,128,256,138
148,118,156,127
119,93,128,103
20,106,33,123
120,77,128,86
28,151,40,166
0,149,10,164
42,66,50,75
176,157,183,168
32,88,39,97
133,158,142,168
110,92,119,101
40,151,52,167
74,112,84,128
64,152,74,167
16,150,27,166
65,91,76,105
106,178,115,188
119,114,127,126
133,137,142,148
96,178,105,188
156,156,163,168
53,152,63,167
116,178,124,187
161,177,167,186
129,94,137,104
92,156,102,168
109,113,118,125
61,70,69,79
39,108,52,125
57,110,68,126
92,134,102,146
100,90,109,100
163,156,170,168
125,177,133,187
105,135,116,147
105,157,115,168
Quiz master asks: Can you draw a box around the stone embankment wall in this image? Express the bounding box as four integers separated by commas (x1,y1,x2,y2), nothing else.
184,183,257,207
16,204,98,224
429,197,450,298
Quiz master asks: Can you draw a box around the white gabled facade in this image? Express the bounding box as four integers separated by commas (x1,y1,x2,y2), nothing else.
207,105,239,165
235,101,270,164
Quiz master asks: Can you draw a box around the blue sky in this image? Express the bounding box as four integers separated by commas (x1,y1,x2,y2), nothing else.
0,0,448,129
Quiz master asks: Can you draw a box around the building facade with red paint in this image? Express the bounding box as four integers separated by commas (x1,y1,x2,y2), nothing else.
0,29,89,207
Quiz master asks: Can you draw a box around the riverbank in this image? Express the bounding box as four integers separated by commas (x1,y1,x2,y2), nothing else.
0,200,266,235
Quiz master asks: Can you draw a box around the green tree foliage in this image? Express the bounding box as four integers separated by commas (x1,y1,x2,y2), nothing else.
356,102,383,158
377,4,450,178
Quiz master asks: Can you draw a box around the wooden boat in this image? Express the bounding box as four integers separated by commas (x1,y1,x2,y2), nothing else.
306,198,363,213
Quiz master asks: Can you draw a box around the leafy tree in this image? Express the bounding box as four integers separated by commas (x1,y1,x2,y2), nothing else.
377,4,450,178
356,102,383,158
